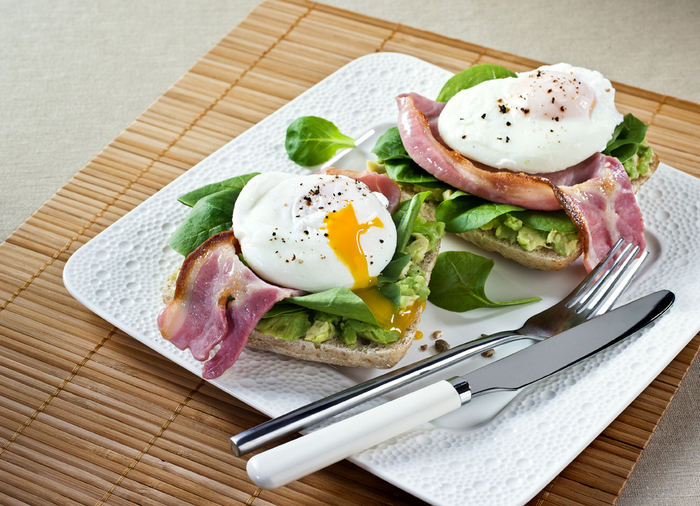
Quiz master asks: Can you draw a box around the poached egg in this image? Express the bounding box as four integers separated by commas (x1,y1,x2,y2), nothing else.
232,172,397,294
438,63,623,174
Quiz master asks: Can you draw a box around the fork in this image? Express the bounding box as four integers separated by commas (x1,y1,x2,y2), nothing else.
230,238,647,456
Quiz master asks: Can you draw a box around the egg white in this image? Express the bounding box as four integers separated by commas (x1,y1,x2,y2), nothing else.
438,63,624,174
232,172,397,293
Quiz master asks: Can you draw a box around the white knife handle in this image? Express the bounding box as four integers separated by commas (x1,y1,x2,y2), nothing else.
247,380,462,489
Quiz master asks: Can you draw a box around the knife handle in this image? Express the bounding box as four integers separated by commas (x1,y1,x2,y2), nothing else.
246,380,463,489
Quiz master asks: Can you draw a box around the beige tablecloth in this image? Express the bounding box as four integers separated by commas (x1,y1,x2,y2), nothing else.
2,1,699,504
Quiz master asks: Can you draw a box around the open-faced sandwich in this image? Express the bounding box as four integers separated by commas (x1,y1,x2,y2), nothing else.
156,169,447,379
378,63,657,272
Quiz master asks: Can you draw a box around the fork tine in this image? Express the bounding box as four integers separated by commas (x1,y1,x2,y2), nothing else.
565,237,626,309
576,244,641,316
590,249,649,316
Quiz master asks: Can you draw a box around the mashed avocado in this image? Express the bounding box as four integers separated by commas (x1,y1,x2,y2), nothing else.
255,312,311,341
481,213,580,257
395,263,431,309
624,143,654,181
302,312,342,344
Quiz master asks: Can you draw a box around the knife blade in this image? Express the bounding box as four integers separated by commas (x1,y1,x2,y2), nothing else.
246,289,674,490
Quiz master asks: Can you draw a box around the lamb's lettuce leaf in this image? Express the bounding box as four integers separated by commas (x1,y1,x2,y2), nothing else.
285,116,356,167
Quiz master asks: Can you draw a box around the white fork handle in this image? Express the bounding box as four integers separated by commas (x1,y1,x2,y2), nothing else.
247,380,462,489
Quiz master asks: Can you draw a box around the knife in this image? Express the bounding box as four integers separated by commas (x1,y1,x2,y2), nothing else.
246,289,674,489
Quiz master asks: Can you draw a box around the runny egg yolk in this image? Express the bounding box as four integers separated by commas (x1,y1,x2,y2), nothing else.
323,201,383,290
354,286,425,335
323,200,421,336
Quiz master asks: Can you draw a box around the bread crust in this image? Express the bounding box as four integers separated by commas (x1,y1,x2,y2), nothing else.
420,152,658,271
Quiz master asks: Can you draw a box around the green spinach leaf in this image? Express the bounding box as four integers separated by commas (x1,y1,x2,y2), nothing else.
512,210,578,234
286,287,379,326
603,113,648,163
428,251,540,312
377,253,412,283
177,172,259,207
384,159,442,185
371,127,413,161
285,116,356,167
169,188,242,257
378,283,402,308
372,127,441,185
261,302,307,318
436,64,517,103
435,192,524,233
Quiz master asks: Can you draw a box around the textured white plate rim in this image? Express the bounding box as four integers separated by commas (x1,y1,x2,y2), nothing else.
62,52,700,506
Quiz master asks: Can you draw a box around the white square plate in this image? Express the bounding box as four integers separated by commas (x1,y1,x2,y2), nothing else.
64,53,700,506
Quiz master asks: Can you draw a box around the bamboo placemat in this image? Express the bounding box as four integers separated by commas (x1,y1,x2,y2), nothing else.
1,1,699,505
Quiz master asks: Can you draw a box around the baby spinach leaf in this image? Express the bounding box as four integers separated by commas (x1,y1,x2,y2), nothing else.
372,127,413,161
428,251,540,312
372,127,441,185
169,188,241,257
261,302,307,318
177,172,259,207
513,210,578,234
286,287,379,326
436,64,517,103
435,192,524,233
384,159,442,185
285,116,356,167
377,253,412,283
603,113,648,163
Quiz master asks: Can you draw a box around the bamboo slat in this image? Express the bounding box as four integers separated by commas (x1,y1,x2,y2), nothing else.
1,0,699,505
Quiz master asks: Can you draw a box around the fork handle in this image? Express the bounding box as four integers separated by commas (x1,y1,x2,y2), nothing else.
231,330,525,456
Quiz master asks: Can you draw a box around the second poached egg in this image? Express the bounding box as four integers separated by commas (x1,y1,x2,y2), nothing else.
438,63,624,174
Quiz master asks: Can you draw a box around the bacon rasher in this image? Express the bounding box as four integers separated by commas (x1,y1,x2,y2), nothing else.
396,93,645,271
157,231,302,379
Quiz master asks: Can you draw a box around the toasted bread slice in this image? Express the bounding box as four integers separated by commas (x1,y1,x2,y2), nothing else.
419,153,658,271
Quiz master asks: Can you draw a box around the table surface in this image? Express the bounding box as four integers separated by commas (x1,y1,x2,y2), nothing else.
1,1,699,505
